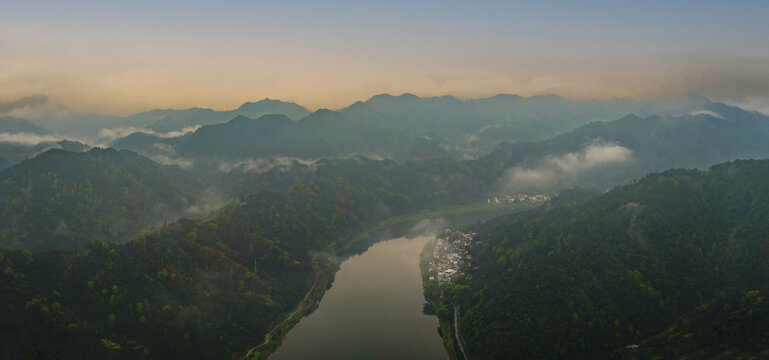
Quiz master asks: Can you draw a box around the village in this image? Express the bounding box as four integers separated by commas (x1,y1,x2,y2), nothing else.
427,229,476,284
487,192,551,204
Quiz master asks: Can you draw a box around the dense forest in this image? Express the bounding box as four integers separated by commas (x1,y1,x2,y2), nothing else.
0,144,499,252
0,177,392,359
0,147,505,358
0,148,202,251
449,160,769,358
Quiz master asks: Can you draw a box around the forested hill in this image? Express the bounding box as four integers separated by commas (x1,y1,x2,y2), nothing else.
0,148,201,251
0,177,399,359
114,111,449,162
453,160,769,358
0,139,90,172
0,117,90,171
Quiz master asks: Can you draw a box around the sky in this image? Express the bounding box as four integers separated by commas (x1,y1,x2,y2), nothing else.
2,0,769,114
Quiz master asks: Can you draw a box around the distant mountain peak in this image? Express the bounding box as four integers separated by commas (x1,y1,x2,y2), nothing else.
229,114,253,123
237,98,282,109
486,94,523,100
614,113,645,122
257,113,293,120
300,108,340,122
0,94,49,114
526,93,569,102
222,112,285,125
366,94,396,103
234,99,310,121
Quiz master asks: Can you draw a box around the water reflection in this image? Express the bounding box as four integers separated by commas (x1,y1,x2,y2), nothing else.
270,235,447,360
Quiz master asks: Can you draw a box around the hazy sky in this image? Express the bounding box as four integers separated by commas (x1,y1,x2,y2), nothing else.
2,0,769,114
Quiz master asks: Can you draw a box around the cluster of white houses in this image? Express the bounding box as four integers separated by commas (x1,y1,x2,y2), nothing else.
487,192,550,204
427,229,475,284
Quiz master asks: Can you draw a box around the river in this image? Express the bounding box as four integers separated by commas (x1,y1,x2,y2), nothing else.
270,235,448,360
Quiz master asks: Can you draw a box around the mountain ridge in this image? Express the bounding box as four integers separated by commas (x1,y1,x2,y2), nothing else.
448,159,769,358
0,148,202,251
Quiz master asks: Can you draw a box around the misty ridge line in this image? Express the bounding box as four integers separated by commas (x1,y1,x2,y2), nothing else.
3,88,769,196
0,132,73,146
3,91,766,119
97,125,202,142
4,89,768,189
0,90,753,151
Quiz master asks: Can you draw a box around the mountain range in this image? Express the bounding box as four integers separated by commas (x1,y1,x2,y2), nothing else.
2,91,769,358
5,93,761,163
3,92,768,252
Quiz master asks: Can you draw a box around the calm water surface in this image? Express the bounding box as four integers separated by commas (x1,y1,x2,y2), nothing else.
270,235,447,360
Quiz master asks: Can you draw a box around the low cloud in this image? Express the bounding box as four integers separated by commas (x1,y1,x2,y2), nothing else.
218,157,318,173
4,99,71,121
467,124,499,144
151,142,175,154
0,132,67,146
689,110,725,119
503,140,633,192
97,125,201,142
156,125,202,138
408,218,450,237
183,205,208,217
359,153,384,161
150,155,194,169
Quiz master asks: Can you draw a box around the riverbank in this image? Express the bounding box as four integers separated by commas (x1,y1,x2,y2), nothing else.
243,260,337,360
420,238,463,360
418,202,543,360
269,235,446,359
246,200,543,359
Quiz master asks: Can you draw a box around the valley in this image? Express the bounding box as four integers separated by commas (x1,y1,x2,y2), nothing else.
4,2,769,358
3,93,769,359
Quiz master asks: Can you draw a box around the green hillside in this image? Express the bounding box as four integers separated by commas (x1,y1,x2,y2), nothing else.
0,148,200,251
449,160,769,358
